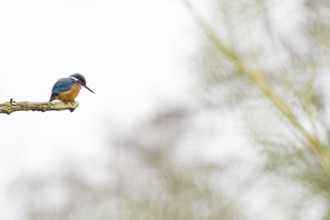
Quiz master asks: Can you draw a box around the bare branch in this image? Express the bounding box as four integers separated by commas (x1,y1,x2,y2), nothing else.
0,99,79,115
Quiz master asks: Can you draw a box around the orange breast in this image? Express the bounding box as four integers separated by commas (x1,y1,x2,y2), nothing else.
57,84,82,102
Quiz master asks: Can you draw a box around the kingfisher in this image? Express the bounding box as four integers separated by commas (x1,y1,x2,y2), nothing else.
49,73,95,102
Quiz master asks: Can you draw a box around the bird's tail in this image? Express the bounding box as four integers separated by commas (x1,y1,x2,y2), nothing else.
49,95,55,102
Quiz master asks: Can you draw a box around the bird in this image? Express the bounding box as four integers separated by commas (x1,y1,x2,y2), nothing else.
49,73,95,102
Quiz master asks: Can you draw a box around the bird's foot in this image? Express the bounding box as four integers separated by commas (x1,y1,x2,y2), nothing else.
67,100,76,105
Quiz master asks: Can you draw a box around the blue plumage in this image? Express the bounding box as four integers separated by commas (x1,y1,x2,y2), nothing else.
51,78,75,96
71,73,86,85
49,73,95,102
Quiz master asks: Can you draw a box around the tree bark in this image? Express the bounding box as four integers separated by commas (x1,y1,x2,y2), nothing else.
0,99,79,115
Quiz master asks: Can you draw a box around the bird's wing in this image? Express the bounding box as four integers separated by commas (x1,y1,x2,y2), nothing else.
51,78,74,95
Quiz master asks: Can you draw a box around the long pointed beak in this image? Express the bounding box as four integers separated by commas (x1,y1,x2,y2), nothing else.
83,85,95,94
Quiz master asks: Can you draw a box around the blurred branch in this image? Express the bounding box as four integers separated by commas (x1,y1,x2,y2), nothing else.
184,2,330,177
0,99,79,114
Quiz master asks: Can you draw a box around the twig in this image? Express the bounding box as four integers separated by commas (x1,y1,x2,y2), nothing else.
0,98,79,115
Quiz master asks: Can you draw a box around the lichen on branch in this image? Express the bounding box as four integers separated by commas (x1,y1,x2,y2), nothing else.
0,99,79,115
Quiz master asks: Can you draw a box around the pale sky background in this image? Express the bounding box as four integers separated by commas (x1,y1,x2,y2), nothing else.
0,1,326,219
0,0,197,218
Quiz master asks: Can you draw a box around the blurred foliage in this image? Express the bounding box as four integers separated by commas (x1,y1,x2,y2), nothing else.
9,0,330,219
10,107,242,220
186,0,330,218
